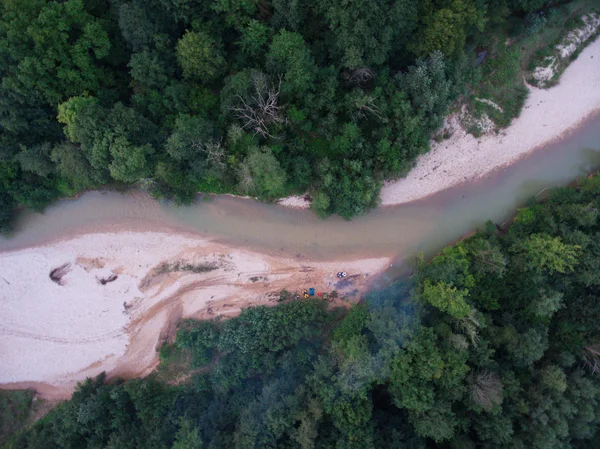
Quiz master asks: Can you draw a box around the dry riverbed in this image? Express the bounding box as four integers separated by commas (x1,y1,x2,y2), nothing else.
0,231,389,397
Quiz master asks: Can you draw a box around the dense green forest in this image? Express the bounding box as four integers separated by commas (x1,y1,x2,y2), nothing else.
8,174,600,448
0,0,589,227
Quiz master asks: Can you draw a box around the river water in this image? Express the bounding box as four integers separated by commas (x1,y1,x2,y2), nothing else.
2,113,600,270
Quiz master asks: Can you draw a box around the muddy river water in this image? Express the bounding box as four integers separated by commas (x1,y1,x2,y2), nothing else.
2,113,600,274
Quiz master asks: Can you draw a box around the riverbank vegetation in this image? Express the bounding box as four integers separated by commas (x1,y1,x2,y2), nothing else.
0,0,597,227
9,174,600,447
0,390,36,446
463,0,597,133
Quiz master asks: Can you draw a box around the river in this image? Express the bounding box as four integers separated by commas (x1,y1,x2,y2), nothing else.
2,113,600,273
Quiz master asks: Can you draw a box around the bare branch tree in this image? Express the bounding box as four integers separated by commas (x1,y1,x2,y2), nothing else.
231,72,287,139
236,161,255,195
192,138,226,171
468,370,503,410
346,67,374,86
137,177,157,192
452,309,482,347
583,344,600,374
449,333,469,352
353,95,383,121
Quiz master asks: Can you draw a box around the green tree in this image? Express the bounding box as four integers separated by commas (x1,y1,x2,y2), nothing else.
50,142,97,190
409,0,485,57
176,30,225,82
173,418,202,449
165,114,214,162
420,280,471,318
15,143,54,178
398,51,454,132
508,0,554,13
237,19,272,61
266,30,316,97
513,233,581,274
158,0,209,22
271,0,306,31
319,0,418,67
1,0,111,106
211,0,258,27
117,1,159,51
237,147,287,200
129,50,170,88
57,95,100,143
108,137,153,183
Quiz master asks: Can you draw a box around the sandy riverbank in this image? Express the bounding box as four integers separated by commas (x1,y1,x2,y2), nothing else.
0,231,389,397
380,37,600,206
277,37,600,210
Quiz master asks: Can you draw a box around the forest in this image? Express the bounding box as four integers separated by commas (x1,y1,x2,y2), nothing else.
0,0,585,227
6,172,600,448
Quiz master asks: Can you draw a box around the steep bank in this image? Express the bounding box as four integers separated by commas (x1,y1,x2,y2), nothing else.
379,37,600,206
0,231,389,397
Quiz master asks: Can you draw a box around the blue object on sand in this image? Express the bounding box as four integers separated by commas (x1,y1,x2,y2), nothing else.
309,288,315,296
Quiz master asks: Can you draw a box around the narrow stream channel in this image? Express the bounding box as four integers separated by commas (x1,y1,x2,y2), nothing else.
2,113,600,267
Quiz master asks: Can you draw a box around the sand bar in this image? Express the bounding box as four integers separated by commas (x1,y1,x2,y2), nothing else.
0,231,389,396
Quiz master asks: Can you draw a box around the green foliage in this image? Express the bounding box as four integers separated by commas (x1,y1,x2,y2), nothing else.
108,137,153,183
474,43,527,128
271,0,306,31
166,114,214,161
129,50,170,88
410,0,485,57
173,417,203,449
319,0,418,68
315,155,381,219
15,143,54,178
176,30,225,82
513,233,581,274
333,303,368,343
237,19,272,61
398,51,454,132
0,389,35,445
118,1,159,51
421,280,471,318
508,0,555,13
176,320,218,367
0,0,111,105
266,30,316,97
50,142,98,191
237,147,287,200
57,95,100,143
